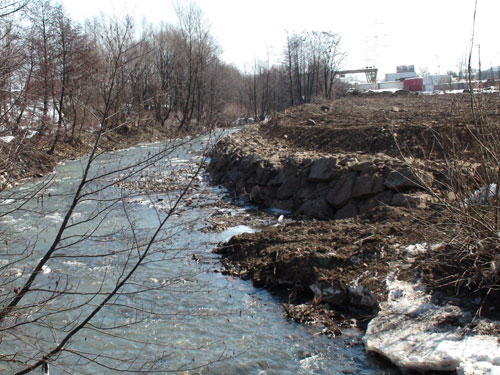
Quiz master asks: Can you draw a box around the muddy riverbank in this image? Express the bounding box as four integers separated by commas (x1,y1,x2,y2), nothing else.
208,93,500,374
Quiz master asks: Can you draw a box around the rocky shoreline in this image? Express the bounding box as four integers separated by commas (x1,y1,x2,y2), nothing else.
209,122,430,332
208,125,432,220
208,95,500,374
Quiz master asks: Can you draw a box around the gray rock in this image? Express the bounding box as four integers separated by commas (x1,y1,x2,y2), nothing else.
295,184,317,200
249,185,263,203
255,164,272,185
297,199,335,219
271,199,294,212
358,198,378,214
352,175,374,198
327,172,357,208
276,173,301,199
374,191,394,205
391,193,428,208
308,158,339,182
384,168,420,190
334,202,357,219
226,167,242,184
269,169,286,186
372,174,385,194
391,193,410,207
239,154,260,172
351,161,373,173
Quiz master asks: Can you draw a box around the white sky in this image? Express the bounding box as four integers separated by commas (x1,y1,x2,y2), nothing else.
61,0,500,79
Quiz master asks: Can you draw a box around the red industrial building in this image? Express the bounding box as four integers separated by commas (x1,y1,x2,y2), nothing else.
403,77,424,92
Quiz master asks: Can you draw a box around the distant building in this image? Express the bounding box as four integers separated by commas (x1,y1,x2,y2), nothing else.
423,75,452,91
385,65,418,82
482,66,500,80
403,77,423,92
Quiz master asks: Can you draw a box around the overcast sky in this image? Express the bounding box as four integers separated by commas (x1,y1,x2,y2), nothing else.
61,0,500,80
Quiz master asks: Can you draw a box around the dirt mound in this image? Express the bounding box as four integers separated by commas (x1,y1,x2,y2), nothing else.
261,93,498,159
215,206,432,334
210,93,500,336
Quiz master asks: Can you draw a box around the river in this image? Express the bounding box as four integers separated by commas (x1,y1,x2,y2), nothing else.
0,131,397,374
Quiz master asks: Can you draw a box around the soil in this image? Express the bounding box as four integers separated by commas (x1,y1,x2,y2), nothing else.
214,206,437,335
209,92,500,336
260,92,500,160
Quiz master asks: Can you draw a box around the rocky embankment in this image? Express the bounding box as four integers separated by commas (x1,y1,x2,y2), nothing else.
209,95,500,374
209,125,431,220
209,120,431,333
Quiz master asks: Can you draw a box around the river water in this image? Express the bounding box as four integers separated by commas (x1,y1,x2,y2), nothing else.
0,131,397,374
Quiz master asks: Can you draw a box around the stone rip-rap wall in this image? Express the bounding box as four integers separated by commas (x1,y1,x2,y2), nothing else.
208,129,430,219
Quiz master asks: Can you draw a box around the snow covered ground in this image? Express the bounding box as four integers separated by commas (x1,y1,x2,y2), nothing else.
0,135,15,143
363,244,500,375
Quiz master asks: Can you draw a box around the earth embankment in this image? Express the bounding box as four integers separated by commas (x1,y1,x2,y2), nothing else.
209,92,499,337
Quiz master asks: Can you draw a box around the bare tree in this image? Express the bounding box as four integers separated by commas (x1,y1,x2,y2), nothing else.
151,26,177,126
0,12,231,373
48,5,94,153
283,31,343,105
172,1,221,131
0,0,27,18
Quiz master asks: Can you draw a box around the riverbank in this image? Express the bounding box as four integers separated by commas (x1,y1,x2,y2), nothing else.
208,93,500,374
0,121,198,190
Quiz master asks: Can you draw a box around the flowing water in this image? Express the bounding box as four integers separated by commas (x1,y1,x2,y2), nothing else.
0,131,397,374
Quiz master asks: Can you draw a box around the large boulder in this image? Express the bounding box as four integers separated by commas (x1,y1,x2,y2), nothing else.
384,168,420,190
326,172,357,208
308,158,340,182
276,173,302,199
297,199,335,219
351,175,375,198
334,202,357,220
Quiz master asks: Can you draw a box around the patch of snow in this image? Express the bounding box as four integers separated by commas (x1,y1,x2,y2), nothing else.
405,243,428,256
64,260,85,267
459,361,500,375
298,353,323,374
309,283,345,305
220,225,257,238
26,130,37,139
469,184,498,205
363,274,500,374
423,89,467,95
368,88,401,93
0,135,15,143
0,215,21,225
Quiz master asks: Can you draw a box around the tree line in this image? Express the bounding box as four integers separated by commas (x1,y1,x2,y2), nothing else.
0,0,344,152
239,31,344,121
0,0,237,149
